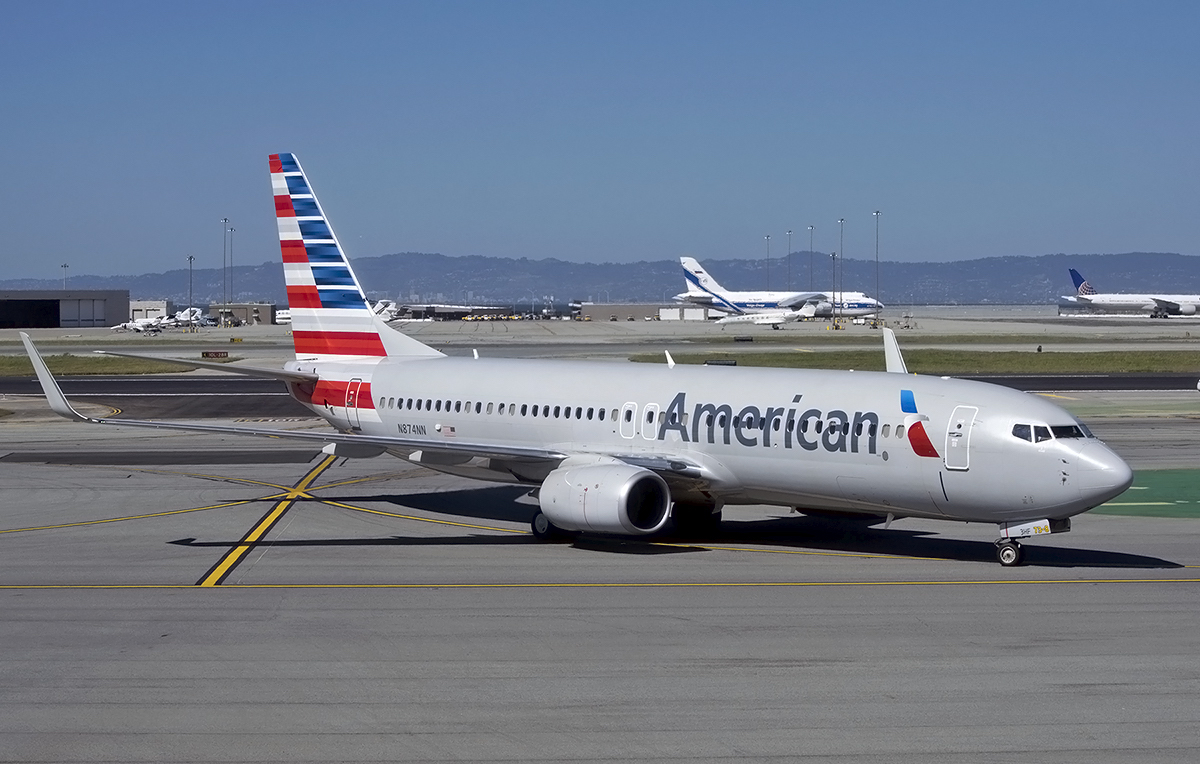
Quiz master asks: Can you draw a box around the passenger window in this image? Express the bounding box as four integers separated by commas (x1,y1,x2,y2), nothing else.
426,399,432,410
542,405,550,417
610,409,617,422
896,425,905,439
800,419,808,433
1012,423,1032,442
855,422,862,436
681,413,689,428
455,401,461,413
816,420,824,433
416,399,423,411
718,415,727,427
881,424,890,438
1034,425,1052,442
531,405,538,417
488,402,494,414
869,423,876,436
587,407,594,420
554,405,561,418
843,421,850,435
624,409,633,422
786,419,794,432
773,419,780,431
475,402,481,414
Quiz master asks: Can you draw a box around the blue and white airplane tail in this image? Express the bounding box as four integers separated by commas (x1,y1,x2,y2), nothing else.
270,153,442,362
680,256,742,313
1069,268,1097,296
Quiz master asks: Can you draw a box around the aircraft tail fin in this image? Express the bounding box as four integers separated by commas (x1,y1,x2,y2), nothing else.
270,153,443,361
680,256,741,313
1069,268,1097,296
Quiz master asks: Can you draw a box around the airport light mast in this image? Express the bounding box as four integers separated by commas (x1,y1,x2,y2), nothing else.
837,218,845,325
764,235,770,291
786,229,792,290
60,263,68,290
808,225,814,291
874,210,881,317
220,218,229,326
187,255,195,332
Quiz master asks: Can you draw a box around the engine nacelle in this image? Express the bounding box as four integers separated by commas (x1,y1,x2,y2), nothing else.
1180,303,1197,316
539,463,671,535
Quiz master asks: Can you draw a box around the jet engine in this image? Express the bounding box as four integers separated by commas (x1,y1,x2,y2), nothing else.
1180,303,1196,316
538,462,671,535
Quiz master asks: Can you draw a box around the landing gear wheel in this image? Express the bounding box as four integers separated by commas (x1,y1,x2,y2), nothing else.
531,511,560,541
997,540,1024,567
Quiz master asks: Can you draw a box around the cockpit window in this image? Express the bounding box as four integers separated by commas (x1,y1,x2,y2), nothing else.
1033,425,1052,442
1011,423,1032,442
1051,425,1087,439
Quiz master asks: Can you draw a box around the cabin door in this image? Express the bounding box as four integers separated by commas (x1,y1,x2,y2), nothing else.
944,405,977,471
346,378,364,429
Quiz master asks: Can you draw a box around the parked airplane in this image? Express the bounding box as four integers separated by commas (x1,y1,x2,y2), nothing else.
21,153,1133,566
715,304,817,329
675,256,883,318
1062,268,1200,318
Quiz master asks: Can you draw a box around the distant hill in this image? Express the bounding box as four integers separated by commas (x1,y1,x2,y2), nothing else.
3,251,1197,306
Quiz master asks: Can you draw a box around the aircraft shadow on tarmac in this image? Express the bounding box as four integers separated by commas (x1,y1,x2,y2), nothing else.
240,486,1182,568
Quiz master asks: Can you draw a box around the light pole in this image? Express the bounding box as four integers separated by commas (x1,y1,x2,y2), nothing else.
764,235,771,291
187,255,195,331
786,230,793,291
220,217,229,325
808,226,814,291
830,251,837,324
60,263,68,289
228,227,236,316
873,210,881,316
837,218,845,324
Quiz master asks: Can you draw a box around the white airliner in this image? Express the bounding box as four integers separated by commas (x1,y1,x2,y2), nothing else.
20,153,1133,566
675,256,883,318
1062,268,1200,318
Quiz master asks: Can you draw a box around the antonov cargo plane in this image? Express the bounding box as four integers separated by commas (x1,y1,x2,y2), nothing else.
20,153,1133,566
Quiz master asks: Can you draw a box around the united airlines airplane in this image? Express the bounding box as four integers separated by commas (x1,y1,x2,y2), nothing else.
675,256,882,318
1062,268,1200,318
20,154,1133,566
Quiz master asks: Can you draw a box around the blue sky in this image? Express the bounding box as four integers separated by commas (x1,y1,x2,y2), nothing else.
1,0,1197,280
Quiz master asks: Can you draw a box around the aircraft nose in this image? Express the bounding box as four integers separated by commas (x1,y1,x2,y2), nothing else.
1077,442,1134,499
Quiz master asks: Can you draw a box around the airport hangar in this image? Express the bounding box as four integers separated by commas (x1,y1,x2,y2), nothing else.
0,290,130,329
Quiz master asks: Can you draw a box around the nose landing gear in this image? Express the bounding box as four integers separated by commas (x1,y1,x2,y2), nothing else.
993,517,1071,566
996,540,1025,567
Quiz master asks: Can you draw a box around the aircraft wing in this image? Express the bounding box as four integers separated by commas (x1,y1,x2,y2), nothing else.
1151,297,1182,312
777,292,828,309
21,333,713,487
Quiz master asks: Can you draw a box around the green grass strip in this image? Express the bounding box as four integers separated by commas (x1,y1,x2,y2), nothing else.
631,349,1200,375
0,354,198,376
1093,469,1200,518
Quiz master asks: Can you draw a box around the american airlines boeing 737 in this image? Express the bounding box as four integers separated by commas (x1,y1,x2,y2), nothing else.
20,153,1133,566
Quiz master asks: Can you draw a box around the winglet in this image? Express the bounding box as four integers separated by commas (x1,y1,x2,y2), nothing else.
665,350,676,368
19,333,92,422
882,328,908,374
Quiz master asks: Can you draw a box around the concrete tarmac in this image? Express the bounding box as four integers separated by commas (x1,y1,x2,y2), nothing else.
2,414,1199,762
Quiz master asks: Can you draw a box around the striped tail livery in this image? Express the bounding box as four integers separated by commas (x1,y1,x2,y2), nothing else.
270,152,441,361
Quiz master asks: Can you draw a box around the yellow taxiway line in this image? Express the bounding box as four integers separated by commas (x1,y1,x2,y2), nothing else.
196,454,338,587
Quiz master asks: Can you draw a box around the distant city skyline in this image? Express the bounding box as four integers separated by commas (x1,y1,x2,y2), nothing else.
2,1,1197,280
